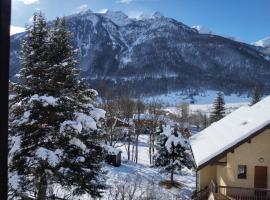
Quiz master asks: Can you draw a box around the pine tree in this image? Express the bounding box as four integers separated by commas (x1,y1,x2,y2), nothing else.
210,92,226,123
9,12,51,199
153,125,192,183
9,13,106,199
250,86,261,106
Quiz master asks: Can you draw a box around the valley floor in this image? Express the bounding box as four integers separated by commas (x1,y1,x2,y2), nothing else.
143,90,250,106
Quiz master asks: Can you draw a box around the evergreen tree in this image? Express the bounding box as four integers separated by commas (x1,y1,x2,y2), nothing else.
202,113,209,129
9,12,51,199
9,13,106,199
210,92,226,123
250,86,261,106
153,125,192,183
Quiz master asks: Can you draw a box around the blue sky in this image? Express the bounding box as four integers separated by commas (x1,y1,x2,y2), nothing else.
11,0,270,43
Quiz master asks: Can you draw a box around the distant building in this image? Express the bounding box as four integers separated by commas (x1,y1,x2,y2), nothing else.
181,128,191,139
190,96,270,199
106,118,134,129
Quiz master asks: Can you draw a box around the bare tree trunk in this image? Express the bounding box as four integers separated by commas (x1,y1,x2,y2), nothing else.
110,127,113,146
170,169,174,183
149,134,152,165
131,144,133,161
171,146,175,184
149,128,155,164
152,133,155,158
135,135,139,163
37,175,47,200
127,131,131,160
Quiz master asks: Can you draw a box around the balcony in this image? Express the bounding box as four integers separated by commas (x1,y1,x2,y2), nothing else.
194,181,270,200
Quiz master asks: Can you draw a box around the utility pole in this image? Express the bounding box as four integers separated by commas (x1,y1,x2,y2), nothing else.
0,0,11,199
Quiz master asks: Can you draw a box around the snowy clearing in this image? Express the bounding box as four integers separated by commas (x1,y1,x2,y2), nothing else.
103,134,196,199
143,90,250,106
164,102,249,117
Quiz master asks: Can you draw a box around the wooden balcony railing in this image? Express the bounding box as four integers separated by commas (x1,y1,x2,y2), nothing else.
218,186,270,200
194,181,270,200
194,187,209,200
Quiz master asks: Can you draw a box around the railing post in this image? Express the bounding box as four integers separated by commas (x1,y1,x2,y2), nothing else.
209,180,217,193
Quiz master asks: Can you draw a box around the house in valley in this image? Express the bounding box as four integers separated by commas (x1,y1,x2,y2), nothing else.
190,96,270,199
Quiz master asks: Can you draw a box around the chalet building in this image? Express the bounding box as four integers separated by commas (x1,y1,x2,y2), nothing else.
190,96,270,199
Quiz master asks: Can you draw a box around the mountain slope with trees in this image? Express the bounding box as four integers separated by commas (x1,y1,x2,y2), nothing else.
10,10,270,97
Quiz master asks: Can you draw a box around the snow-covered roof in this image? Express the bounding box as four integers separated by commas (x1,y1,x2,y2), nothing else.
190,96,270,168
104,145,121,155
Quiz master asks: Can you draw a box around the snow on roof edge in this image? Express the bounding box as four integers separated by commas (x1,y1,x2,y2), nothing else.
190,96,270,168
195,121,270,168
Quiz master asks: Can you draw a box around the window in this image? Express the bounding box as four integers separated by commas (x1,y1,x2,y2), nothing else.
238,165,247,179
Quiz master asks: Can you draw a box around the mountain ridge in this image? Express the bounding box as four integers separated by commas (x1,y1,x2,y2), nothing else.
10,9,270,98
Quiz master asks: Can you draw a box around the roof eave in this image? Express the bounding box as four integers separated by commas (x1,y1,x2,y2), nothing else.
195,124,270,171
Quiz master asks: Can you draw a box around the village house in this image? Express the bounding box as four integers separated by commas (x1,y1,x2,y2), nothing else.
190,96,270,199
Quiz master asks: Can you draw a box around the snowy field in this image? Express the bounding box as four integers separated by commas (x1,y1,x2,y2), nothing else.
164,102,249,117
102,135,196,200
143,90,250,106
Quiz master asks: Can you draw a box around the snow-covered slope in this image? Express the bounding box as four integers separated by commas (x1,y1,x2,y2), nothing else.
192,25,212,34
10,25,25,35
102,10,133,26
254,36,270,47
143,90,250,106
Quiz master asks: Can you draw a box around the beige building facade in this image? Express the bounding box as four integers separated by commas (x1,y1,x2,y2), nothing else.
197,128,270,191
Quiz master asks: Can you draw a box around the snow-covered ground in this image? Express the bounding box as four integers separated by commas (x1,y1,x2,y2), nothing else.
143,90,250,106
102,135,196,199
164,102,249,117
49,134,195,199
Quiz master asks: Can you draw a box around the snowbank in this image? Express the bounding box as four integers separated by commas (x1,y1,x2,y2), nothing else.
104,145,121,155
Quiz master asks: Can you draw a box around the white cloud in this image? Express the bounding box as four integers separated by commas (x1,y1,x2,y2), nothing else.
118,0,133,4
10,25,25,35
17,0,39,5
76,4,90,13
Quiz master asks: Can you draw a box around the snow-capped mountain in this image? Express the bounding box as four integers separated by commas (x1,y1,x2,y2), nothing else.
192,25,212,34
254,36,270,47
253,36,270,57
10,10,270,97
102,10,133,26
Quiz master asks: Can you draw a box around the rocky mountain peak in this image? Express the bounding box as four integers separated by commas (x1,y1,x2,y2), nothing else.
102,10,133,26
151,11,164,19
